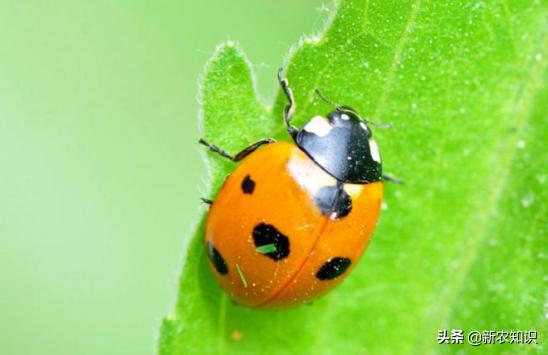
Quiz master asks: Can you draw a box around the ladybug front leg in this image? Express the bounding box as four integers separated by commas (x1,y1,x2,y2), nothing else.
198,138,275,162
277,68,298,139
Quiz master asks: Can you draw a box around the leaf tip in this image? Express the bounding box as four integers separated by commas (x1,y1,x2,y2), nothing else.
203,40,251,79
213,39,243,60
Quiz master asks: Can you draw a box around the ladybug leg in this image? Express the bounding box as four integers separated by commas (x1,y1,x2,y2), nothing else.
277,68,298,138
198,139,233,160
233,138,276,161
200,198,213,205
199,138,275,162
382,173,404,184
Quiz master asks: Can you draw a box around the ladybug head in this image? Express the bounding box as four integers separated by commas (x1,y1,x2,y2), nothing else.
294,107,382,184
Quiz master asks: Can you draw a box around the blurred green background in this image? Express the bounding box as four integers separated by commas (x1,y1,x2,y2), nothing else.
0,1,323,354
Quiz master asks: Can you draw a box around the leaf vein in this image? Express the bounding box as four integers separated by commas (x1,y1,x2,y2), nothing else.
372,0,422,122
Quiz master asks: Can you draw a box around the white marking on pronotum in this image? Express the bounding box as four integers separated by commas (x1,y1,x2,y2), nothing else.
303,116,332,137
359,122,368,130
369,139,381,163
341,113,350,120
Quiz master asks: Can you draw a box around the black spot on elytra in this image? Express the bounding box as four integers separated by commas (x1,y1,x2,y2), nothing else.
314,184,352,219
316,257,352,280
207,241,228,275
252,223,289,261
241,175,255,194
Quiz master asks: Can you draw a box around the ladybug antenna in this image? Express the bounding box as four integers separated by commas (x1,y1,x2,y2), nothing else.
315,88,392,129
366,120,393,129
315,88,342,110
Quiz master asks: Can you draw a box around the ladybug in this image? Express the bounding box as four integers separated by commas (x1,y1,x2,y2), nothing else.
200,69,387,309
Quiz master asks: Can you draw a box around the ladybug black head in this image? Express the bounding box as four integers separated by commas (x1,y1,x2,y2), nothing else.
294,107,382,184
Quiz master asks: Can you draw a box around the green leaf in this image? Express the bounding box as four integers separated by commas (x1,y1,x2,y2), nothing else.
160,1,547,354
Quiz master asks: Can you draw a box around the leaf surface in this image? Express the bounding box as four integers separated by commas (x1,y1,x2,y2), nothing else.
160,1,547,353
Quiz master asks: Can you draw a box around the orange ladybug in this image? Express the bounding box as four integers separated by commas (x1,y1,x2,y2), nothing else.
200,69,385,309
